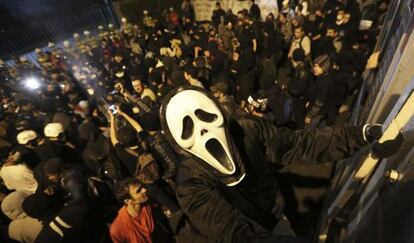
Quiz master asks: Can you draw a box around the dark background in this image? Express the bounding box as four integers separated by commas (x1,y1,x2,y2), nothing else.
0,0,112,59
0,0,105,31
0,0,183,59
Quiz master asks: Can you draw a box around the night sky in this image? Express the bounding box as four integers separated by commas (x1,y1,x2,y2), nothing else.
0,0,105,31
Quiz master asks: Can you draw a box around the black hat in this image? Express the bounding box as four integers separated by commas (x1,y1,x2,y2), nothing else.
22,192,53,219
139,113,161,132
43,158,65,174
292,48,306,62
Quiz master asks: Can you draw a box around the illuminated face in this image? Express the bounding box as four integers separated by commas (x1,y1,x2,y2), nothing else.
313,63,324,76
326,29,336,37
127,183,148,205
337,10,345,21
132,79,144,94
294,28,303,39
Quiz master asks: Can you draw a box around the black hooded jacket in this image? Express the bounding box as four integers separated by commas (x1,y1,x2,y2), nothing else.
175,116,368,242
147,131,179,179
288,62,313,98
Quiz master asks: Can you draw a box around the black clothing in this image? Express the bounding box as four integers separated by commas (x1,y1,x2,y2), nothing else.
113,143,140,175
34,140,79,163
218,95,245,120
210,50,227,84
309,15,326,39
147,131,179,179
312,36,336,59
82,133,125,180
323,0,345,23
249,4,261,20
34,162,88,205
212,9,226,27
176,115,368,242
35,201,91,243
238,26,255,52
288,62,313,98
60,164,88,205
306,73,335,124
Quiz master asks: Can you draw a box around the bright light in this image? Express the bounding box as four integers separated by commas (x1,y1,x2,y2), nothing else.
24,77,41,90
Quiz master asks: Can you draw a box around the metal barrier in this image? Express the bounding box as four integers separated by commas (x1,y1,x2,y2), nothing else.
0,3,118,60
316,0,414,241
352,0,413,124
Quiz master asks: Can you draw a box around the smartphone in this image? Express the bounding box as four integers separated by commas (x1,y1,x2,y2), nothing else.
109,105,118,115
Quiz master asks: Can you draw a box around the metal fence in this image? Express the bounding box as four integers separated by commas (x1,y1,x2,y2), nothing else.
0,3,118,60
352,0,413,124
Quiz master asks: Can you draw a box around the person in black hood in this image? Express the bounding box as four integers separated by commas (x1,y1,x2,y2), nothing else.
288,49,312,99
160,86,404,242
212,2,226,28
288,48,313,128
249,0,261,21
305,54,335,126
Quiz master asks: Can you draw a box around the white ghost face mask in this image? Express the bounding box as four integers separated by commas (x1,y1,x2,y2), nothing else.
165,89,237,175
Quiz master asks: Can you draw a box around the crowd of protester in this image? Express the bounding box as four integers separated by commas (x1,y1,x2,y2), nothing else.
0,0,393,242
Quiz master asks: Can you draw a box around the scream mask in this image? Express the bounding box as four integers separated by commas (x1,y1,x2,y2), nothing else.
161,87,245,186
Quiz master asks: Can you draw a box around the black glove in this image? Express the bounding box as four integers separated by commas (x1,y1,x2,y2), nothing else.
364,124,383,143
371,132,404,159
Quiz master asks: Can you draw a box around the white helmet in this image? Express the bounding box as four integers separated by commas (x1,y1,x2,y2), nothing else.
73,33,80,38
48,42,55,48
44,123,64,138
98,25,104,30
121,17,127,23
143,10,148,15
17,130,37,145
84,30,91,36
160,87,245,186
63,40,70,48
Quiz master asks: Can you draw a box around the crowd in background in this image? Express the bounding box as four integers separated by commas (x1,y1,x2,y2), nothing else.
0,0,390,242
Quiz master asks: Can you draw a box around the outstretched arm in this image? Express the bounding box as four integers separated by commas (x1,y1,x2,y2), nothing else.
239,117,368,166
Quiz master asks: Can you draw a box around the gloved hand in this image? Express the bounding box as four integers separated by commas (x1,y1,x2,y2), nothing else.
364,124,383,143
371,132,404,159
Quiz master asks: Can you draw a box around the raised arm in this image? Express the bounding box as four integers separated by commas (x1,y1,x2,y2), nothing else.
109,110,119,146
